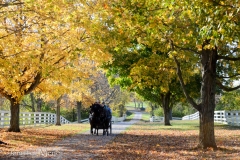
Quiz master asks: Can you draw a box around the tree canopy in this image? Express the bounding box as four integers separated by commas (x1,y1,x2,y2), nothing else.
0,0,107,132
90,0,240,149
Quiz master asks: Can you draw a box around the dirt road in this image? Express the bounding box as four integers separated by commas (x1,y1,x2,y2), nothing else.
2,111,142,160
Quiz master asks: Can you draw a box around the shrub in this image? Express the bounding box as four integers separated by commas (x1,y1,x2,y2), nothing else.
154,108,163,116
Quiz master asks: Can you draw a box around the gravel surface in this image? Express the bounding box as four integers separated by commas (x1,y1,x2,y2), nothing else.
2,111,142,160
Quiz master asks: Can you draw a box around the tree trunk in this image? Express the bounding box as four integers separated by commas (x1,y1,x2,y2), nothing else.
55,96,62,126
198,47,217,149
77,101,82,123
72,108,75,122
151,103,154,116
161,92,171,126
30,92,35,112
36,98,42,112
8,99,20,132
169,109,172,120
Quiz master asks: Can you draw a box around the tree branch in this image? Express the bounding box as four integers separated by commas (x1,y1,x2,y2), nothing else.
212,1,236,8
173,44,200,55
24,73,42,95
20,99,32,108
216,79,240,91
0,89,12,101
173,56,201,111
0,2,24,8
218,55,240,61
217,73,240,79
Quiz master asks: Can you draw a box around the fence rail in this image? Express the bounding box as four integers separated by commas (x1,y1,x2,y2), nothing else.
0,110,70,128
0,110,127,128
182,111,200,120
112,114,126,123
182,110,240,126
150,116,164,122
150,116,182,122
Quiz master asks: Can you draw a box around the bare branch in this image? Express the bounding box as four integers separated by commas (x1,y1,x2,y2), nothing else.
20,100,32,108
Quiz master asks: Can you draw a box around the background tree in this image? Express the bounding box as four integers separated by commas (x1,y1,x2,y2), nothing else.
104,44,200,125
216,90,240,111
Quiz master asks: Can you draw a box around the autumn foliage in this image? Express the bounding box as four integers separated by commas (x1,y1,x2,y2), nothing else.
0,124,89,156
0,121,240,159
95,121,240,159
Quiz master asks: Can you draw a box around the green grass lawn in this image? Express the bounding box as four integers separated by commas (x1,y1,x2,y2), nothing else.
144,120,200,131
126,102,148,108
141,111,151,121
125,102,136,108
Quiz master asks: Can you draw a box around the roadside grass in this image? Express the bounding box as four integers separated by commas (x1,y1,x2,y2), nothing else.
141,111,150,122
126,102,136,108
95,120,240,159
0,123,89,155
126,102,148,109
125,106,136,110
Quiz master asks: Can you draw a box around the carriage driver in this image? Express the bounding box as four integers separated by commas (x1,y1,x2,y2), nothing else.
102,102,112,120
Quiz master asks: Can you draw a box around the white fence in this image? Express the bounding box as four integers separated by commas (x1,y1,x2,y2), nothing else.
0,110,70,128
150,116,182,122
214,110,240,126
182,111,200,120
112,114,126,123
182,110,240,126
150,116,164,122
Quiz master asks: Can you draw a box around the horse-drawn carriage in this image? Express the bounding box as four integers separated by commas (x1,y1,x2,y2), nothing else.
89,103,112,136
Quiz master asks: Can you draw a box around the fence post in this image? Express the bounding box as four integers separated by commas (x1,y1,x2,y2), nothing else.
28,113,31,125
34,113,36,126
1,110,71,127
44,113,46,124
22,113,25,126
1,112,4,127
231,112,234,125
236,111,239,126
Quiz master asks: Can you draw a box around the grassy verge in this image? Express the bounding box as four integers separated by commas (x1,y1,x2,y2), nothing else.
0,123,89,155
95,120,240,159
126,102,148,108
141,112,150,122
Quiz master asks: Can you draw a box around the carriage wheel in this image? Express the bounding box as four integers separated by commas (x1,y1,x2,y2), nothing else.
109,122,112,135
90,126,93,135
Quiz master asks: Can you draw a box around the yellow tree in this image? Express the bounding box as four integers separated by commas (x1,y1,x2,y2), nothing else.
35,50,98,124
0,0,93,132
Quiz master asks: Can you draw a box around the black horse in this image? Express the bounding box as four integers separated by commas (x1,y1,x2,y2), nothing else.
89,103,111,136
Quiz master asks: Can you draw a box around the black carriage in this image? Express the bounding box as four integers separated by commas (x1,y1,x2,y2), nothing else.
90,118,112,136
89,103,112,136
